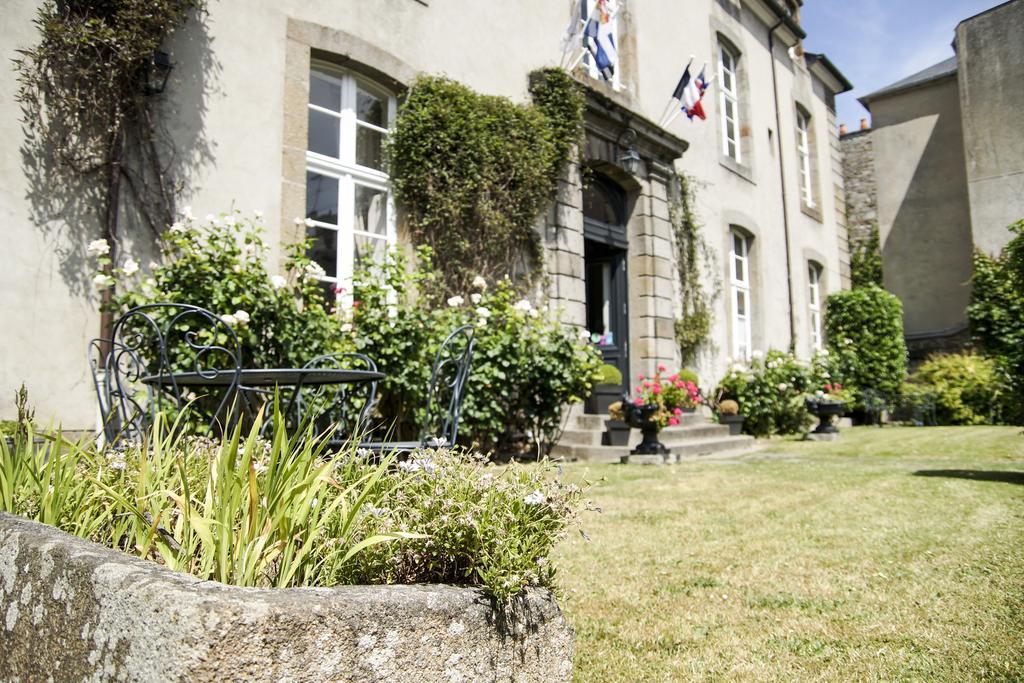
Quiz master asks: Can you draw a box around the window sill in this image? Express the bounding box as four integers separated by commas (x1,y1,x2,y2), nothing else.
800,201,823,223
719,155,755,185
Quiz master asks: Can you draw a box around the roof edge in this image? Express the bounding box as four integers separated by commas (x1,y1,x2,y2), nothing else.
805,52,853,94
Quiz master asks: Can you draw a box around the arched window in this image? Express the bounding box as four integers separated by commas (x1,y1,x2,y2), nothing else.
305,63,396,300
729,229,753,360
719,43,741,162
808,261,823,351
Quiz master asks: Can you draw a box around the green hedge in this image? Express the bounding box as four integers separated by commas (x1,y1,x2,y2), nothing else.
911,353,1006,425
824,285,907,402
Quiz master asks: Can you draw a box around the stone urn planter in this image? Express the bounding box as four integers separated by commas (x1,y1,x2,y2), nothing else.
623,402,668,456
0,512,574,682
719,414,745,436
806,399,846,435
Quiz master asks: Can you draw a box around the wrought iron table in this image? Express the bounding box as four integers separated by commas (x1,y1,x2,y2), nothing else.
141,368,385,435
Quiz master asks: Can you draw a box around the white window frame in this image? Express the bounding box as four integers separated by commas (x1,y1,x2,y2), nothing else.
719,44,741,163
729,230,753,361
305,63,397,301
582,0,621,91
797,108,815,207
808,262,823,351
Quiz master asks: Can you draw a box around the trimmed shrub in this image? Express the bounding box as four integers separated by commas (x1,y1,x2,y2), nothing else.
968,219,1024,424
911,352,1006,425
824,285,907,402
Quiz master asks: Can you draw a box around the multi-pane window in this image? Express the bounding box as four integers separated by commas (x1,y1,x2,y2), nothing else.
305,64,395,300
796,108,814,207
719,44,741,162
808,262,823,351
729,230,752,360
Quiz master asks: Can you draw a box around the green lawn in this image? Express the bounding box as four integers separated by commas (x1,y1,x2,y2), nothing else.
554,426,1024,681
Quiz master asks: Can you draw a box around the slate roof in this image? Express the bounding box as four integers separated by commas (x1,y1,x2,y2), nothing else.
859,55,958,109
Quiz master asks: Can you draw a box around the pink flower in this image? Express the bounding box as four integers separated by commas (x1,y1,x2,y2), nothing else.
825,383,832,392
835,383,843,390
633,397,643,406
675,381,684,389
635,386,643,393
673,407,683,415
686,381,696,390
652,385,661,394
668,417,680,426
669,374,678,382
638,374,645,381
658,364,667,372
642,381,651,389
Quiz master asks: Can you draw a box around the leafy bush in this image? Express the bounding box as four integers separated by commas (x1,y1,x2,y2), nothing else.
717,351,836,437
850,224,884,289
824,285,907,402
99,211,341,368
968,219,1024,424
0,406,586,601
387,69,583,294
597,364,623,385
911,353,1006,425
347,249,602,455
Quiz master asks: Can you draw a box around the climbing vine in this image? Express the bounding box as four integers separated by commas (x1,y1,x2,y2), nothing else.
669,173,719,363
14,0,204,264
849,223,884,289
387,68,584,294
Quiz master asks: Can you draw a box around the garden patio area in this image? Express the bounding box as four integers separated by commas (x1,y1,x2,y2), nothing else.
556,426,1024,681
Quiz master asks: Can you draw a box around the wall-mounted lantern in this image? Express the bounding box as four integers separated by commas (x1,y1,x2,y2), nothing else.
143,51,174,96
616,127,642,175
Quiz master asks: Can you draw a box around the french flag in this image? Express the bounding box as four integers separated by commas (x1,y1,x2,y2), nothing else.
583,0,618,80
682,66,708,121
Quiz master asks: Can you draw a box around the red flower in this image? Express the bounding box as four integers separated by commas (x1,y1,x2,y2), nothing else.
652,385,661,394
669,374,678,382
633,397,643,406
658,364,667,372
835,383,843,390
668,417,680,426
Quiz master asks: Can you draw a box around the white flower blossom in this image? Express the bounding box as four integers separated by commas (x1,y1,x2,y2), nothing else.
447,295,464,307
87,239,110,256
475,306,491,318
387,305,398,319
778,383,788,391
271,274,287,289
253,461,268,474
398,460,421,473
470,293,482,305
751,350,764,360
222,314,238,326
341,322,353,333
169,222,184,233
579,328,591,340
92,273,115,289
254,210,264,219
472,275,487,290
233,310,250,325
524,490,547,505
122,258,139,275
513,299,533,313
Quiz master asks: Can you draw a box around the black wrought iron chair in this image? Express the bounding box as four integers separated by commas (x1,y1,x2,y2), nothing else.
294,352,379,446
88,303,243,446
360,325,476,455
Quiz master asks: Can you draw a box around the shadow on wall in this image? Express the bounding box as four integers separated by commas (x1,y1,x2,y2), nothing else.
19,8,221,296
880,95,973,337
913,470,1024,487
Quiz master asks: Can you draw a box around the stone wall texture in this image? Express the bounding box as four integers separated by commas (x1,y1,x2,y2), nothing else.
840,129,877,247
0,513,574,682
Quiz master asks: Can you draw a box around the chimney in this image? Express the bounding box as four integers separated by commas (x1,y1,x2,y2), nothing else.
860,118,870,131
839,123,848,136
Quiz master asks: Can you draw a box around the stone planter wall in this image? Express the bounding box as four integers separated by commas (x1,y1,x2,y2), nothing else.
0,512,573,682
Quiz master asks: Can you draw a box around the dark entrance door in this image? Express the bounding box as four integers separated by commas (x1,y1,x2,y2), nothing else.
582,175,630,404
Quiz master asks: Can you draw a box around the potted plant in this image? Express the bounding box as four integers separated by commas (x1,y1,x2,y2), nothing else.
585,363,624,415
717,399,745,435
805,383,849,435
624,366,703,455
603,401,632,446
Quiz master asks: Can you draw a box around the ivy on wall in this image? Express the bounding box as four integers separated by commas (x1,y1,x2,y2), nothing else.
849,223,884,289
387,68,584,294
669,173,718,363
15,0,203,247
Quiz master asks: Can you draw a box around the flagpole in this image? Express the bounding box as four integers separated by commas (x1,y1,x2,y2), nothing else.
658,55,695,127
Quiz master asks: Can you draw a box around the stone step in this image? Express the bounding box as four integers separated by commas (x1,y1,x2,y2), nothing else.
570,411,705,431
556,422,730,448
550,433,757,464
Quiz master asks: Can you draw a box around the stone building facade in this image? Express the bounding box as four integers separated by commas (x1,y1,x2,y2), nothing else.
0,0,852,427
843,0,1023,358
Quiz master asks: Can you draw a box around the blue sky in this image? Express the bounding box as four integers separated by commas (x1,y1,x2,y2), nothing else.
801,0,1006,129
